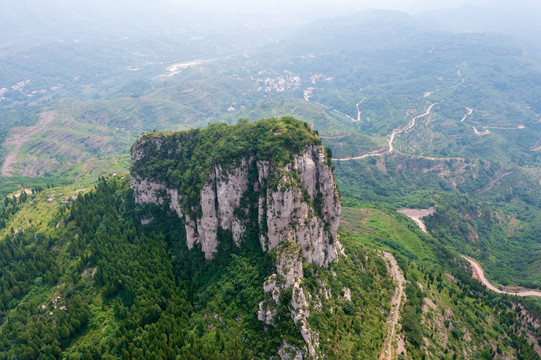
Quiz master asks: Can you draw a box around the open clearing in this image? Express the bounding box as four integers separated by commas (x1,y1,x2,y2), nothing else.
397,207,435,233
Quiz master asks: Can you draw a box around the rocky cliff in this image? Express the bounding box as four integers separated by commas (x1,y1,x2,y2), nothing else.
130,118,342,358
130,119,342,267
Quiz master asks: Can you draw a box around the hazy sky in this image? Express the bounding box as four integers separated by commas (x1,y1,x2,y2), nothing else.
178,0,541,14
3,0,541,23
2,0,540,44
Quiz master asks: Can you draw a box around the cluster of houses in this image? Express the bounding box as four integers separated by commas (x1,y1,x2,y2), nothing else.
310,74,334,84
0,79,64,103
258,75,301,93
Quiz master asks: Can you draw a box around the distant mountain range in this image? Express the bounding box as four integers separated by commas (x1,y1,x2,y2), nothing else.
417,3,541,51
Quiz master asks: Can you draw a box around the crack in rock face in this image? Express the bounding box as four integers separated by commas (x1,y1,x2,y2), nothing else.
131,141,341,266
131,133,342,359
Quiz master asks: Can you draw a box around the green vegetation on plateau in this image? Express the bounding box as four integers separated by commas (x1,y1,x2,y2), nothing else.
132,117,325,214
0,7,540,359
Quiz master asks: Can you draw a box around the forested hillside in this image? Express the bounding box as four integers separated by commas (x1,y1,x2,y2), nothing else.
0,119,538,358
0,175,538,358
0,6,540,359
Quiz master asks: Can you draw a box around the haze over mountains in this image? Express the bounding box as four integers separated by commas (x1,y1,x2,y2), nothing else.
2,0,541,46
0,1,540,358
418,3,541,50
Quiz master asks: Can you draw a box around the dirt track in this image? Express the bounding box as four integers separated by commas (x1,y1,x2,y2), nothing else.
461,256,541,298
379,251,406,360
397,207,435,233
389,103,438,153
460,107,473,122
332,149,386,161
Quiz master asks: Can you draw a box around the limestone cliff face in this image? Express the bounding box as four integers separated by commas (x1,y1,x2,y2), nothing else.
131,139,342,267
130,124,342,359
258,239,319,359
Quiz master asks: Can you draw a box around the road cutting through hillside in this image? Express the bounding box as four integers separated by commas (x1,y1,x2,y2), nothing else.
333,103,439,161
389,103,438,153
423,68,464,98
379,251,406,360
332,149,387,161
461,256,541,298
460,107,473,122
355,97,367,122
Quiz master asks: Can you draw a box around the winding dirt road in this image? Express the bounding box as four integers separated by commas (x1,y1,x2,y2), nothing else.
389,103,438,153
460,107,473,122
424,68,464,98
355,97,367,122
329,67,466,161
484,125,525,130
461,256,541,298
379,251,406,360
479,171,512,193
332,149,387,162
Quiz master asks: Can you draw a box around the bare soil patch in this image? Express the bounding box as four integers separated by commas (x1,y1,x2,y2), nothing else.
397,207,435,233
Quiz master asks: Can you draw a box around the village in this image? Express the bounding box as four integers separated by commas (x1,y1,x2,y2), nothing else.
0,79,64,103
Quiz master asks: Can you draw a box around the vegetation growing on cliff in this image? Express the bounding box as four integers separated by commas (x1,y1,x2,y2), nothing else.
0,176,537,359
0,175,399,359
131,117,326,214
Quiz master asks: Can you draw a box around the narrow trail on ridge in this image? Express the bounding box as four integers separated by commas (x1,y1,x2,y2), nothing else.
379,251,407,360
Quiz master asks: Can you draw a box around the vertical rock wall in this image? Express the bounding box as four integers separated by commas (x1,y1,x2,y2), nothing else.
131,142,341,266
130,136,342,359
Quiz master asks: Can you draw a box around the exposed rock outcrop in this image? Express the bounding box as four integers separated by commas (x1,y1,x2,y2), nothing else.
131,140,342,267
130,121,342,359
258,239,319,358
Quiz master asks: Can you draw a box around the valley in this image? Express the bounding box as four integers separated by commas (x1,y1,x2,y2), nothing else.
0,4,540,359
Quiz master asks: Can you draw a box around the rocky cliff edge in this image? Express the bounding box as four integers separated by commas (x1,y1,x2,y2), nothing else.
130,120,341,267
129,119,342,359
